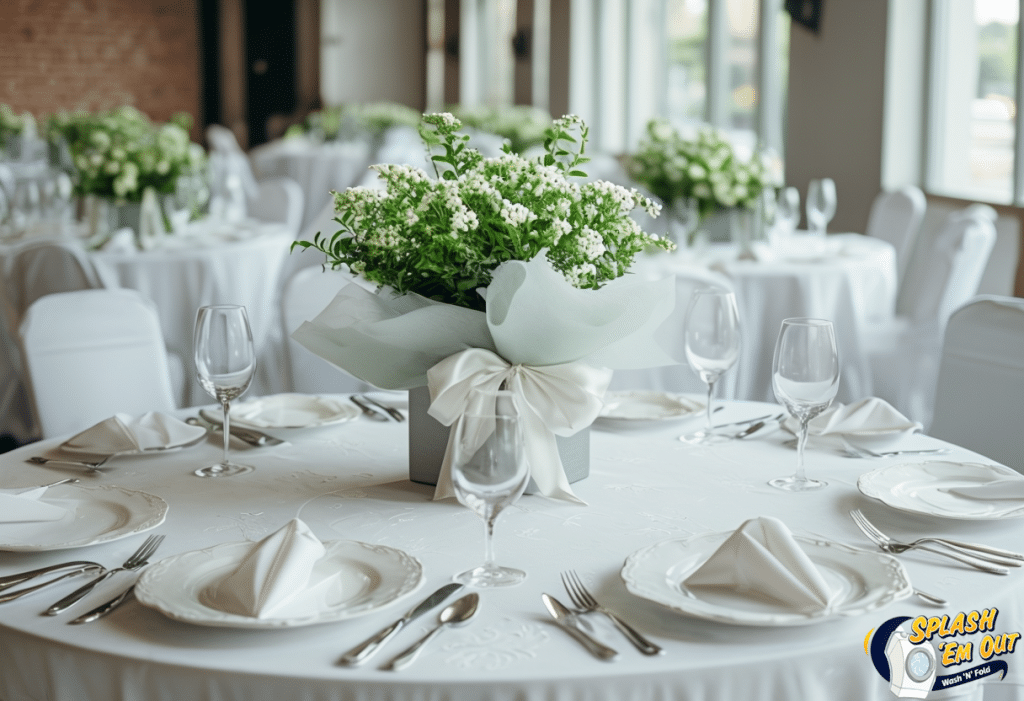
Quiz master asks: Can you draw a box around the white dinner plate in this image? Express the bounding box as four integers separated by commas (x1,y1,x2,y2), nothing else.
858,461,1024,520
621,532,911,627
0,485,168,552
135,539,425,629
229,394,361,430
595,391,704,429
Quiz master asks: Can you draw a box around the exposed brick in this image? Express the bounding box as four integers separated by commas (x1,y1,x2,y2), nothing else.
0,0,202,139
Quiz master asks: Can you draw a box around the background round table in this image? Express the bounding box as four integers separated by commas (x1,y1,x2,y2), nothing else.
0,396,1019,701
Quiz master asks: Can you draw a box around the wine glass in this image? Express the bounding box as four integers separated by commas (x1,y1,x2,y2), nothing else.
769,318,840,491
194,305,256,477
806,178,836,237
679,289,741,444
775,186,800,238
451,389,529,588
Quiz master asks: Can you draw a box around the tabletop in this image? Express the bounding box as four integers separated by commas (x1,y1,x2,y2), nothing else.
0,395,1021,701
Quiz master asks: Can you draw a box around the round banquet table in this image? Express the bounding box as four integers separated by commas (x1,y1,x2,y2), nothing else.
635,233,897,405
250,137,374,231
88,220,294,405
0,396,1022,701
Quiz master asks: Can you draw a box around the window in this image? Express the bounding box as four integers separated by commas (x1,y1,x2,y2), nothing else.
927,0,1019,204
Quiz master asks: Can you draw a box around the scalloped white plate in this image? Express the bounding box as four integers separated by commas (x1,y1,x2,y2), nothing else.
0,485,167,552
621,532,911,626
858,461,1024,520
135,540,424,629
229,394,361,430
595,391,704,429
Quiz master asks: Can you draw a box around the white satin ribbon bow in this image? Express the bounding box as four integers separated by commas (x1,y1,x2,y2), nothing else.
427,348,613,503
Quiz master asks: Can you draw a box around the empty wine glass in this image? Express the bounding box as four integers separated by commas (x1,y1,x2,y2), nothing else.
770,318,840,491
451,389,529,588
194,305,256,477
775,186,800,237
679,289,741,444
806,178,836,237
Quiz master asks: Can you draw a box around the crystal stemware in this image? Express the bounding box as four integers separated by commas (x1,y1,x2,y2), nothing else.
769,318,840,491
679,288,741,444
451,389,529,588
775,186,800,238
806,178,836,237
194,305,256,477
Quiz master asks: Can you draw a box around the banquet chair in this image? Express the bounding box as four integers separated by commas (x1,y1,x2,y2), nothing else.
281,266,373,395
929,295,1024,472
608,267,733,395
863,207,997,427
864,185,925,287
247,177,304,236
19,288,177,438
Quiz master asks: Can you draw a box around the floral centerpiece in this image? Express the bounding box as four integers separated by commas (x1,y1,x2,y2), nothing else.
449,104,552,154
286,102,422,143
0,104,26,149
627,119,782,245
292,113,679,503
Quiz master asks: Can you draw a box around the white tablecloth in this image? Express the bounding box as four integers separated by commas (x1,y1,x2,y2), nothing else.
0,396,1020,701
637,234,898,404
250,138,373,232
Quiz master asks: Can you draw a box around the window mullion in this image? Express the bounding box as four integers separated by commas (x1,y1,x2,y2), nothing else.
757,0,779,151
706,0,729,127
1014,0,1024,204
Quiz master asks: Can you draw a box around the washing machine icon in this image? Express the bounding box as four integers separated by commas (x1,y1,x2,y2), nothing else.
885,626,937,698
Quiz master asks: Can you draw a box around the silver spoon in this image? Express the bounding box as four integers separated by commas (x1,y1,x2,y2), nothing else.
380,593,480,671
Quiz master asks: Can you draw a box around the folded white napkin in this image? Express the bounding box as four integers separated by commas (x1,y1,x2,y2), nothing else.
99,227,138,253
789,397,920,436
0,486,68,523
684,517,836,612
201,519,337,618
946,480,1024,500
61,412,206,456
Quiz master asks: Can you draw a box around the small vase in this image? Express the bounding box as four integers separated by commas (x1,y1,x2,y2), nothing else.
407,386,590,492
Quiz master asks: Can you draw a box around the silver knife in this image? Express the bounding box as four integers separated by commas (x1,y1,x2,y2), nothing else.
542,594,619,660
337,582,463,666
69,584,135,624
357,395,406,422
196,410,285,446
350,396,389,422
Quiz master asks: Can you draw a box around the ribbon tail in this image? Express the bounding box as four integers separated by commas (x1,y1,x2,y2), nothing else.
520,409,586,505
432,420,459,500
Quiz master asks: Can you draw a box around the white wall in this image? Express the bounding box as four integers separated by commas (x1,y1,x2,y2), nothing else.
320,0,426,108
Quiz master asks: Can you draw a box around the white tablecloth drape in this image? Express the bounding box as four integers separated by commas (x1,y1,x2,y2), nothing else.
250,138,374,232
637,234,898,404
0,396,1019,701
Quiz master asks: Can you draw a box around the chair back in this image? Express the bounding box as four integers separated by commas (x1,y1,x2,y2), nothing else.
904,209,996,333
19,289,176,438
929,295,1024,471
249,177,304,235
206,124,260,200
281,266,373,394
865,186,925,284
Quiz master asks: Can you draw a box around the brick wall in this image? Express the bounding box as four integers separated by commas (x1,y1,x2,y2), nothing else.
0,0,202,137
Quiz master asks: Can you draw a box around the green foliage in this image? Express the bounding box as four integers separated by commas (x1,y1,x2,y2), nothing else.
448,104,553,154
293,113,671,312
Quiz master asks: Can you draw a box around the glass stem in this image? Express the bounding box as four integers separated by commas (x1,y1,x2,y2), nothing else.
221,400,231,468
704,380,716,434
795,417,810,482
483,516,496,569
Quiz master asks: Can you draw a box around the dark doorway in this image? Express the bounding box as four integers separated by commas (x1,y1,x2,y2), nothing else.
245,0,297,146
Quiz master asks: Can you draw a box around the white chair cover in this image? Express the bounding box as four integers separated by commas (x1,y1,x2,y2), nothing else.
929,295,1024,472
0,240,106,442
281,266,373,394
249,177,304,236
19,289,176,438
608,267,733,394
864,186,925,287
206,124,260,202
865,207,997,426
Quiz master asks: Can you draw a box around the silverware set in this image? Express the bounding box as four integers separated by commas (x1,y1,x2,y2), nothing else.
850,509,1022,575
0,534,164,622
350,394,405,422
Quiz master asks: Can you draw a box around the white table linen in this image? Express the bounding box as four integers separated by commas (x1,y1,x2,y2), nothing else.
637,234,897,404
250,137,373,231
0,397,1021,701
89,221,293,405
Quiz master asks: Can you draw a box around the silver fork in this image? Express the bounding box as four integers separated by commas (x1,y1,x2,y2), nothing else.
44,534,164,615
849,510,1009,574
27,455,113,471
561,570,663,656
